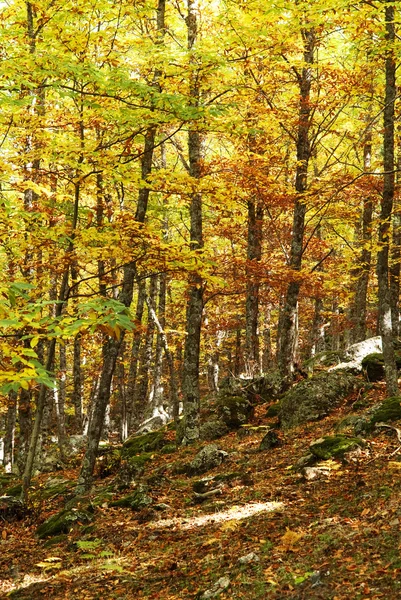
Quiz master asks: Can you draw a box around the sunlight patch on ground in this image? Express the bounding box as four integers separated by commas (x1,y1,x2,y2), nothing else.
147,501,284,531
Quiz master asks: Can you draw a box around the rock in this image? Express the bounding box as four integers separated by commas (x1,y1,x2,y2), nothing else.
294,454,316,470
96,448,122,478
199,420,229,441
238,552,260,565
40,447,64,473
266,402,281,418
66,435,87,454
122,431,167,457
369,397,401,427
186,445,228,476
36,506,93,538
280,371,364,429
115,453,153,488
217,395,254,429
302,466,331,481
0,496,26,521
329,336,382,373
110,484,152,510
259,430,280,451
309,435,364,460
201,576,231,599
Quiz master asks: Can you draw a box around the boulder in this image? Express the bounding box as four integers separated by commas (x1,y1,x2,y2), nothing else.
199,420,229,441
279,371,364,429
217,395,254,428
362,352,401,382
110,484,152,510
370,397,401,427
329,336,382,373
185,444,228,476
309,435,364,460
122,431,167,457
36,506,93,538
259,430,280,451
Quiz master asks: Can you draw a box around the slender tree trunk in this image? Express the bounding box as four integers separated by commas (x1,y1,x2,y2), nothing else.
245,198,263,377
131,276,157,428
76,0,166,491
125,281,146,437
377,3,399,397
278,27,315,381
178,0,204,445
3,391,17,472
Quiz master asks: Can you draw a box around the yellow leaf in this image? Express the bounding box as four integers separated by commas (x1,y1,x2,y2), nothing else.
220,519,239,532
277,529,304,552
388,461,401,470
30,336,39,348
202,537,221,546
20,380,29,390
2,529,7,540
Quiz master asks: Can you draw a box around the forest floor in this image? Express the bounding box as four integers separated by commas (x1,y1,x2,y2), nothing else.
2,381,401,599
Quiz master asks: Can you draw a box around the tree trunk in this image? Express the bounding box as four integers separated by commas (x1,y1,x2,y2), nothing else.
178,0,204,445
3,391,17,472
76,0,166,492
278,27,315,381
377,3,399,397
245,198,263,377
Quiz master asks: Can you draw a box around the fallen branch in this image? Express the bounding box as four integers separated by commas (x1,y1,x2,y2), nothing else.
193,487,223,503
375,422,401,443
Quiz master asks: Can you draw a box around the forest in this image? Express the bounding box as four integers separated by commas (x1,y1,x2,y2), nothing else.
2,0,401,597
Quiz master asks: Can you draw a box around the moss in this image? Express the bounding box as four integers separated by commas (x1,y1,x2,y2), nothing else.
370,397,401,426
266,403,281,418
36,507,93,539
4,483,22,497
217,395,254,428
362,352,401,382
199,420,229,441
0,474,18,495
309,435,364,460
159,444,177,454
122,431,167,457
110,485,152,510
280,372,364,429
43,534,68,548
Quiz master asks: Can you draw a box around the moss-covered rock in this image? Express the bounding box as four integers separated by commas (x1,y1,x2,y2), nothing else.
309,435,364,460
199,420,229,441
280,371,364,429
259,430,280,451
370,397,401,426
0,474,18,495
362,352,401,382
266,402,281,418
159,443,177,454
110,484,152,510
186,444,228,476
115,453,153,489
96,448,122,478
36,507,93,539
4,483,22,497
122,431,167,457
217,395,254,429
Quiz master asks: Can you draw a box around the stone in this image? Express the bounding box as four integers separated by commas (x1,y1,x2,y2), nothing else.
186,445,228,476
238,552,260,565
370,397,401,427
309,435,364,460
329,336,382,373
259,430,280,451
122,431,167,457
110,484,152,510
36,507,93,538
217,395,254,429
280,371,364,429
199,420,229,441
201,576,231,599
